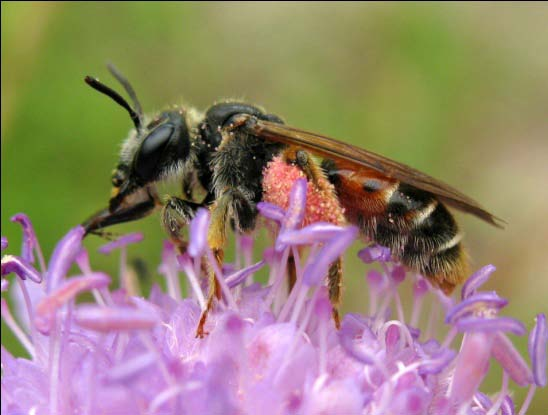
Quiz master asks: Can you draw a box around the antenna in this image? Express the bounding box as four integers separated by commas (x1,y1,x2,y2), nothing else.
106,63,143,126
84,65,143,131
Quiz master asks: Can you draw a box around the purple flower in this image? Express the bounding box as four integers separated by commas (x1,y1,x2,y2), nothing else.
98,232,143,254
448,331,495,408
1,180,545,414
10,213,43,267
1,236,9,251
2,254,42,283
187,208,210,258
529,313,547,387
358,244,392,263
45,225,85,292
461,264,496,299
35,272,111,333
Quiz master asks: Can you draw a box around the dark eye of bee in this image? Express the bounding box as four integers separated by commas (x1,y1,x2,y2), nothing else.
133,123,175,181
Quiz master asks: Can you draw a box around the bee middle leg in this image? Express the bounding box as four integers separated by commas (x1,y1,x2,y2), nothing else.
196,188,258,338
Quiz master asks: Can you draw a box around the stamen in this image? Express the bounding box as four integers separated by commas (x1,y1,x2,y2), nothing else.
264,247,290,311
16,278,40,360
485,371,509,415
518,384,537,415
410,277,429,327
149,384,186,413
48,317,62,415
1,298,35,358
275,247,302,317
206,248,238,311
178,254,206,309
159,241,182,301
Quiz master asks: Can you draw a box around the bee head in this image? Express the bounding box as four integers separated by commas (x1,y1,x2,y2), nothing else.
108,109,191,210
83,65,191,233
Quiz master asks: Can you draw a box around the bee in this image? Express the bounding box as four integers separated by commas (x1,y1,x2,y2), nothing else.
83,65,502,337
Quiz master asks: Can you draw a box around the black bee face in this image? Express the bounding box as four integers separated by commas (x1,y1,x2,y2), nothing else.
109,110,191,212
83,67,193,234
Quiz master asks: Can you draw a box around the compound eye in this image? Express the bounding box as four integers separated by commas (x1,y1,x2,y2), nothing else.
133,123,174,181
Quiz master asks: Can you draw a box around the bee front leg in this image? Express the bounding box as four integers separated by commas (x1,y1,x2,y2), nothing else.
161,196,203,253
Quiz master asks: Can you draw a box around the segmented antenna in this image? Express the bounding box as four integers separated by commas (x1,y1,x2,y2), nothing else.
84,66,143,131
106,63,143,126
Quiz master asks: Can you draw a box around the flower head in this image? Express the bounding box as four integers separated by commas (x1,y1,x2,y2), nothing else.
1,181,545,414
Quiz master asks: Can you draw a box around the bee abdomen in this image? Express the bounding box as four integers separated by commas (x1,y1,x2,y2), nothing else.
321,160,468,293
370,183,467,293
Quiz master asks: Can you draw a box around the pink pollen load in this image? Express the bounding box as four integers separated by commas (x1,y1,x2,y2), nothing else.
262,156,345,226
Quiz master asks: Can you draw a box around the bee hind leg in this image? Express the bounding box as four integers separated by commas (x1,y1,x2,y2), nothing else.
282,147,327,189
287,254,297,294
328,257,343,329
282,148,345,329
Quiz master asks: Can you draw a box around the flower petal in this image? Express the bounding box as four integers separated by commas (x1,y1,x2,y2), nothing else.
528,313,547,387
303,226,358,286
461,264,496,299
390,385,432,415
257,202,286,223
98,232,143,254
279,222,346,246
35,273,110,333
1,255,42,283
275,178,308,251
284,178,307,231
390,265,406,285
456,316,526,335
358,245,391,264
418,348,457,375
366,269,387,292
75,305,159,331
225,260,265,288
46,225,86,292
492,332,533,386
1,236,8,251
413,278,430,298
10,213,38,263
338,314,376,365
501,395,515,415
302,378,364,415
445,292,507,324
187,208,210,258
449,332,494,407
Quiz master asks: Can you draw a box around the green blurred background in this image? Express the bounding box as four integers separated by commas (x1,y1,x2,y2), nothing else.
2,2,547,411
